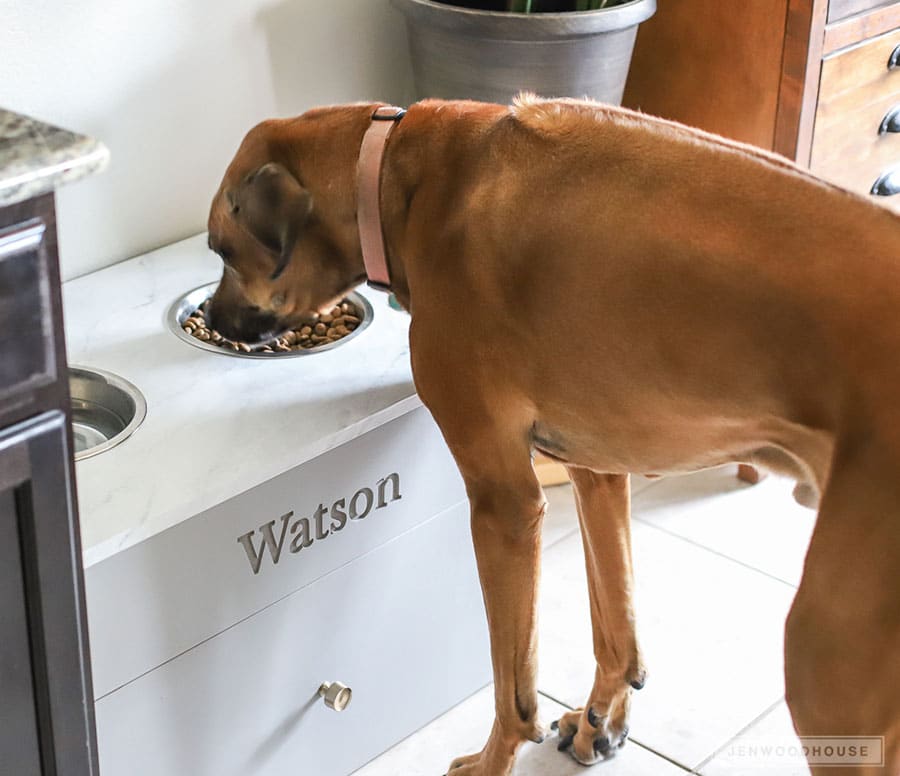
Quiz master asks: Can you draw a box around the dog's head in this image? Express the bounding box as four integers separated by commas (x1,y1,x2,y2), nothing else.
206,117,367,342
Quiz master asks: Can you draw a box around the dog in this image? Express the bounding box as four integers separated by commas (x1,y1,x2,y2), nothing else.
206,96,900,775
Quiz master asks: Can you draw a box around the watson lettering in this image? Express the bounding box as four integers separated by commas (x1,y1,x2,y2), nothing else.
237,473,402,575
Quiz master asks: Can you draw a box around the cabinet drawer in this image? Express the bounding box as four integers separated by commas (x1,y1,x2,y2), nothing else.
0,219,57,405
828,0,896,24
86,404,467,698
94,499,490,776
0,412,98,776
811,26,900,208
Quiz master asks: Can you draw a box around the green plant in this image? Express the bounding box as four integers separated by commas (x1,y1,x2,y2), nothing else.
506,0,627,10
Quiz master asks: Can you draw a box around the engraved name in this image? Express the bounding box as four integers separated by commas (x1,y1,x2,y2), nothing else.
236,473,402,575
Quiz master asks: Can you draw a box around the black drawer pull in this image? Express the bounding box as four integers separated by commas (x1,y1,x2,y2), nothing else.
871,168,900,196
890,44,900,70
878,105,900,135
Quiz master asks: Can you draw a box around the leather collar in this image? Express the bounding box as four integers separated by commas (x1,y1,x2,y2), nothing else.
356,105,406,292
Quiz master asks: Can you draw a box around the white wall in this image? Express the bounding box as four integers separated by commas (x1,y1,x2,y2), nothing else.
1,0,414,280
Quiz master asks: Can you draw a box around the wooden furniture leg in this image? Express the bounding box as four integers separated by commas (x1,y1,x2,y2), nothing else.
737,463,768,484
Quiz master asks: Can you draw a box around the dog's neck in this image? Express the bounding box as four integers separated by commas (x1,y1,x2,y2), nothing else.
357,106,406,294
274,104,414,311
287,101,504,315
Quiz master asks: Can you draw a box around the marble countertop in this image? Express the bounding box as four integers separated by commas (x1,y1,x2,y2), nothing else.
64,233,419,567
1,108,108,207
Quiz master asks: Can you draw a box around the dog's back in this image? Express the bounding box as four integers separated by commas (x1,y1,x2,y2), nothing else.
407,96,900,469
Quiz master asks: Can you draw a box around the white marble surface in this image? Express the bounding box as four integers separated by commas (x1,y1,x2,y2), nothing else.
64,233,418,567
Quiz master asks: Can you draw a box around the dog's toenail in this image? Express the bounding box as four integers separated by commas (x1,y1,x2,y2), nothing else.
557,733,574,751
550,719,559,731
587,707,601,728
595,736,610,754
630,679,645,690
618,726,630,747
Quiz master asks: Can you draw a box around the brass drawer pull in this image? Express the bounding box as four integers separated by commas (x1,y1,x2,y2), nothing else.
871,168,900,197
890,44,900,71
878,104,900,135
318,681,352,712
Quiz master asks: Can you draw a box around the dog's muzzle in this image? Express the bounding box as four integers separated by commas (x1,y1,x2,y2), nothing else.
207,302,283,343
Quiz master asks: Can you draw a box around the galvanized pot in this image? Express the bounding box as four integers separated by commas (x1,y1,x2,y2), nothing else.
391,0,656,106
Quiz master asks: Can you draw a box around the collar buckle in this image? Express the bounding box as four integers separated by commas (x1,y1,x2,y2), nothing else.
372,107,406,122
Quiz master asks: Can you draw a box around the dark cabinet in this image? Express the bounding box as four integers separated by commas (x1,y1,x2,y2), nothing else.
0,195,99,776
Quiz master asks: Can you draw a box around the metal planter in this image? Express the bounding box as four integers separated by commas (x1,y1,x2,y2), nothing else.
392,0,656,105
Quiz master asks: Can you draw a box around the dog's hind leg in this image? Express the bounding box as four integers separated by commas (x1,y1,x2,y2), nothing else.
552,466,646,765
785,436,900,776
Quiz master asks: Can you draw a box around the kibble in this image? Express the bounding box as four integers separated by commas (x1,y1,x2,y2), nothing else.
182,297,363,354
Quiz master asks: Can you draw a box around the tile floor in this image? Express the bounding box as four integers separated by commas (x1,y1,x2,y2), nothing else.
355,466,818,776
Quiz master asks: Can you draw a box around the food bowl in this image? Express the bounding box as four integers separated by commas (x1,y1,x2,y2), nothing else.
166,283,374,358
69,366,147,460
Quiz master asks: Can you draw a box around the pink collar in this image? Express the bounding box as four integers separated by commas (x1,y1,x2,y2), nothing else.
356,105,406,292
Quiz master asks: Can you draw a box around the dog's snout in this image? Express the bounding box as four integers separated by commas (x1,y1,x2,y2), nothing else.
207,300,281,343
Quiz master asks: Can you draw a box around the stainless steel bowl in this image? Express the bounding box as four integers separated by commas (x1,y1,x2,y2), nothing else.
166,283,374,358
69,366,147,461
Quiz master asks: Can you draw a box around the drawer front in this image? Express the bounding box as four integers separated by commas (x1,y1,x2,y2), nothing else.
811,26,900,209
94,499,491,776
828,0,896,24
0,413,99,776
0,219,57,405
86,404,468,698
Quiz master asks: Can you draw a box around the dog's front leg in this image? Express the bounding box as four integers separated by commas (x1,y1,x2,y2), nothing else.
410,321,546,775
552,467,645,765
447,465,547,776
437,428,546,776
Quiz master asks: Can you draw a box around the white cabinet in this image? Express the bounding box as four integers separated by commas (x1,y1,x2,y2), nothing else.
86,406,490,775
94,500,489,776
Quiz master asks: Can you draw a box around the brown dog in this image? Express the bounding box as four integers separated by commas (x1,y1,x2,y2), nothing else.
207,97,900,775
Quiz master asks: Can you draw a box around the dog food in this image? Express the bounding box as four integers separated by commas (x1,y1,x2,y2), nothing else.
183,299,362,353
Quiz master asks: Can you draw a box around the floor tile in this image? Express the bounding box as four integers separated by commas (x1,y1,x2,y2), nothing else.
353,685,688,776
631,467,816,587
700,701,810,776
537,519,797,770
543,476,660,552
542,482,580,550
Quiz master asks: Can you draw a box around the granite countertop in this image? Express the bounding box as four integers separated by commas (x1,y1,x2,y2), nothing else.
0,108,109,206
64,233,419,567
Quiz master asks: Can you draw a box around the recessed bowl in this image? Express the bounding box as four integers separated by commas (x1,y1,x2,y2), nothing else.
166,282,374,358
69,366,147,461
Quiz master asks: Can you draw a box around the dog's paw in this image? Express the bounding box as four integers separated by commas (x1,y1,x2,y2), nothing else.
445,751,480,773
444,751,513,776
552,698,632,765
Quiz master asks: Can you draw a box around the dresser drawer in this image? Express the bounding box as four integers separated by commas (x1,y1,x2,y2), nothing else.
94,499,490,776
811,26,900,209
828,0,897,24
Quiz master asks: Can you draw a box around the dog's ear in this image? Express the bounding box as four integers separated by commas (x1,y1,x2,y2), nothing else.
233,162,313,280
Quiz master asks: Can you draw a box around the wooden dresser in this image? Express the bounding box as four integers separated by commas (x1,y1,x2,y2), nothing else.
623,0,900,211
